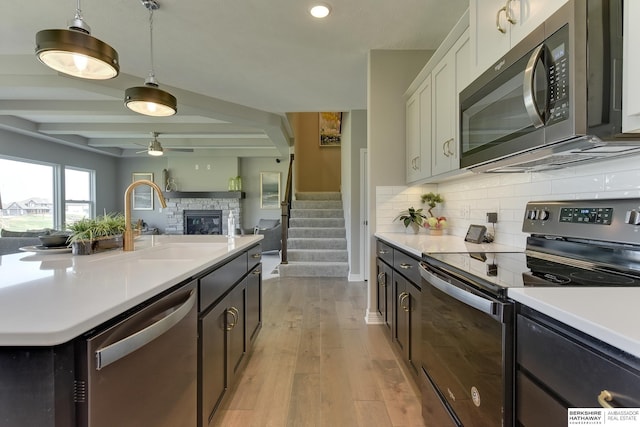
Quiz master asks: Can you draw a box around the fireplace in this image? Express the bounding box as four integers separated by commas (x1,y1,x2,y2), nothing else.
183,210,223,235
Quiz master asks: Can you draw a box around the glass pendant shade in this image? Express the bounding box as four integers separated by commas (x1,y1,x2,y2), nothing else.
35,29,119,80
124,83,177,117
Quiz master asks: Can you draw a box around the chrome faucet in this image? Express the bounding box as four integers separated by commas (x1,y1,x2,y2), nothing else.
123,179,167,251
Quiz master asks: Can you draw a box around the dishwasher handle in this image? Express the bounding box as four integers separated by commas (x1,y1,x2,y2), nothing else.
420,262,496,316
95,288,197,370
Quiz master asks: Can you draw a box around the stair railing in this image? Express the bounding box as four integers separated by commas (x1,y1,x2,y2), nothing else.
280,154,294,264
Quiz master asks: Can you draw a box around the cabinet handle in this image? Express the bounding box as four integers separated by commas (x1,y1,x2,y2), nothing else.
252,269,262,275
598,390,614,408
442,138,454,157
399,263,412,270
496,6,507,33
378,272,386,286
252,253,262,259
226,306,239,331
505,0,516,24
398,292,410,312
378,249,389,255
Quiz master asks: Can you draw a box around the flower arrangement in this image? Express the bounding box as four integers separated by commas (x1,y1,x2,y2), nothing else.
421,192,447,232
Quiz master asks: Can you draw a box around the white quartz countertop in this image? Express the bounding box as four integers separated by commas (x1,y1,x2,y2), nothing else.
0,234,262,346
375,232,640,359
508,288,640,358
374,232,523,256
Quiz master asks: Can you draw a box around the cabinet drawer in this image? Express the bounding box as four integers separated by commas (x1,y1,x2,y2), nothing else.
376,240,393,265
199,252,247,311
247,244,262,269
393,249,421,286
517,313,640,408
517,372,566,427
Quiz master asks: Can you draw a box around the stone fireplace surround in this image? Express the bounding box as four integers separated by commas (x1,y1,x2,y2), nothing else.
162,192,243,235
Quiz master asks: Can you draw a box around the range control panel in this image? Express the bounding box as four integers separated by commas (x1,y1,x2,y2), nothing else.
522,199,640,245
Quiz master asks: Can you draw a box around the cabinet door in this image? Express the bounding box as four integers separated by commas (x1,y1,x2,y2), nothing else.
376,258,393,331
246,264,262,344
393,274,409,357
470,0,511,78
407,281,421,375
201,296,229,427
509,0,568,47
432,50,455,176
227,282,246,386
406,91,421,183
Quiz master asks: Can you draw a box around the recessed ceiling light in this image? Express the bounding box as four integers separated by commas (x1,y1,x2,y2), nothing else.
309,4,331,18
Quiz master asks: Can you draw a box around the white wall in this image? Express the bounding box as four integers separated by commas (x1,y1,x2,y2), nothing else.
376,154,640,249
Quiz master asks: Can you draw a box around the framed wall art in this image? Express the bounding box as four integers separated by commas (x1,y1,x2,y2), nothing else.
260,172,281,209
319,112,342,146
132,172,154,210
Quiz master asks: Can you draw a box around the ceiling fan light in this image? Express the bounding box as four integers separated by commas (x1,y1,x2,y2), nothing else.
35,28,119,79
124,84,177,117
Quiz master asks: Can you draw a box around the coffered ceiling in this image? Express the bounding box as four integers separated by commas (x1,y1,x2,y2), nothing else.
0,0,468,158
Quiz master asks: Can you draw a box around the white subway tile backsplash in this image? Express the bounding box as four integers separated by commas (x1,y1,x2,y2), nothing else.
375,156,640,248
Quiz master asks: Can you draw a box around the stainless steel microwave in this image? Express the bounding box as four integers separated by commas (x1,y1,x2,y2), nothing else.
459,0,640,173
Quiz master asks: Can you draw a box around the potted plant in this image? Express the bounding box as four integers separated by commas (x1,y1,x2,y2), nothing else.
67,213,127,255
420,192,447,235
394,207,427,234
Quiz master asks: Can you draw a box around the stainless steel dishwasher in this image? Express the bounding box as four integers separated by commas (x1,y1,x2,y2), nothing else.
75,280,198,427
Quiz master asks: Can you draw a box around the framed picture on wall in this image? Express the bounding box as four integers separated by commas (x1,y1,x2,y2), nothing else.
260,172,281,209
319,112,342,146
132,172,154,210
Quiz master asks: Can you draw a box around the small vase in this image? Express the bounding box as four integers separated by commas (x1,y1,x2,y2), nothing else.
427,228,444,236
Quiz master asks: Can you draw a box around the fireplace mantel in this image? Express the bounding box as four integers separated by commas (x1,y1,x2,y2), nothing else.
162,191,245,199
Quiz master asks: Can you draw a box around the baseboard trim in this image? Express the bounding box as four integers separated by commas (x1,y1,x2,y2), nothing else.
365,309,384,324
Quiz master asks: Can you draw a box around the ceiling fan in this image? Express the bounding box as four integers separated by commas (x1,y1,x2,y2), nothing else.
136,132,193,156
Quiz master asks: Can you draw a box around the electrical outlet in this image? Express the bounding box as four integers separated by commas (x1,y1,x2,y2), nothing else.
487,212,498,223
463,205,471,219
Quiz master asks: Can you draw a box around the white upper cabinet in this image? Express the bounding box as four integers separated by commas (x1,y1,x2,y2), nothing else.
432,30,470,176
405,77,433,183
623,0,640,132
470,0,568,80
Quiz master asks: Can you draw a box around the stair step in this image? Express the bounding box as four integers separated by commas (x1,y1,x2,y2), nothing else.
295,192,341,201
289,218,345,228
287,249,348,262
279,262,348,278
292,200,343,209
288,238,347,250
290,208,343,219
288,227,345,238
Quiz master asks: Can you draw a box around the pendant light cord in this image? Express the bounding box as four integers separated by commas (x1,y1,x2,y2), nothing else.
148,7,156,79
75,0,82,19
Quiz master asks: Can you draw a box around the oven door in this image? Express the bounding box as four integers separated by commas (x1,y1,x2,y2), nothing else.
420,261,514,427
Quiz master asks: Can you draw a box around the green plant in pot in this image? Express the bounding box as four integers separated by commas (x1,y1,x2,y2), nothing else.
67,213,126,255
394,207,427,234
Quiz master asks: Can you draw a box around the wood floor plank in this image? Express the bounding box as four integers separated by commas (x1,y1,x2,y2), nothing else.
211,276,424,426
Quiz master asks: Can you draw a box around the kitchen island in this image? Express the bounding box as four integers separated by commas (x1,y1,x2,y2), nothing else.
0,234,263,427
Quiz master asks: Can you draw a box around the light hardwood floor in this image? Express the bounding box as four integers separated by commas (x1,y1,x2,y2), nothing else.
211,276,426,427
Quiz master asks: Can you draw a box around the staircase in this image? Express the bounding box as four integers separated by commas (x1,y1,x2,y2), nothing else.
278,192,349,278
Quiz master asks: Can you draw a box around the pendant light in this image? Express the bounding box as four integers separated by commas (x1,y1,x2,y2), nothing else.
124,1,177,117
35,0,119,80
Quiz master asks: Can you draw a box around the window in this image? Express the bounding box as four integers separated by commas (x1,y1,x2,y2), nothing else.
0,156,95,232
65,167,94,223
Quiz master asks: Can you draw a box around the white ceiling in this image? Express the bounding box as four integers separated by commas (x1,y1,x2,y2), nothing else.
0,0,468,158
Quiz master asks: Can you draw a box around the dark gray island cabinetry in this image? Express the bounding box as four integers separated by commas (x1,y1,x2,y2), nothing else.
0,236,263,427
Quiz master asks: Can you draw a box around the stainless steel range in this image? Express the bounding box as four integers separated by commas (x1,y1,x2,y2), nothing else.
419,198,640,427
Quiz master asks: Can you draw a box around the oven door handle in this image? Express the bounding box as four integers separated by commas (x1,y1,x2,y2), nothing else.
420,262,496,316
